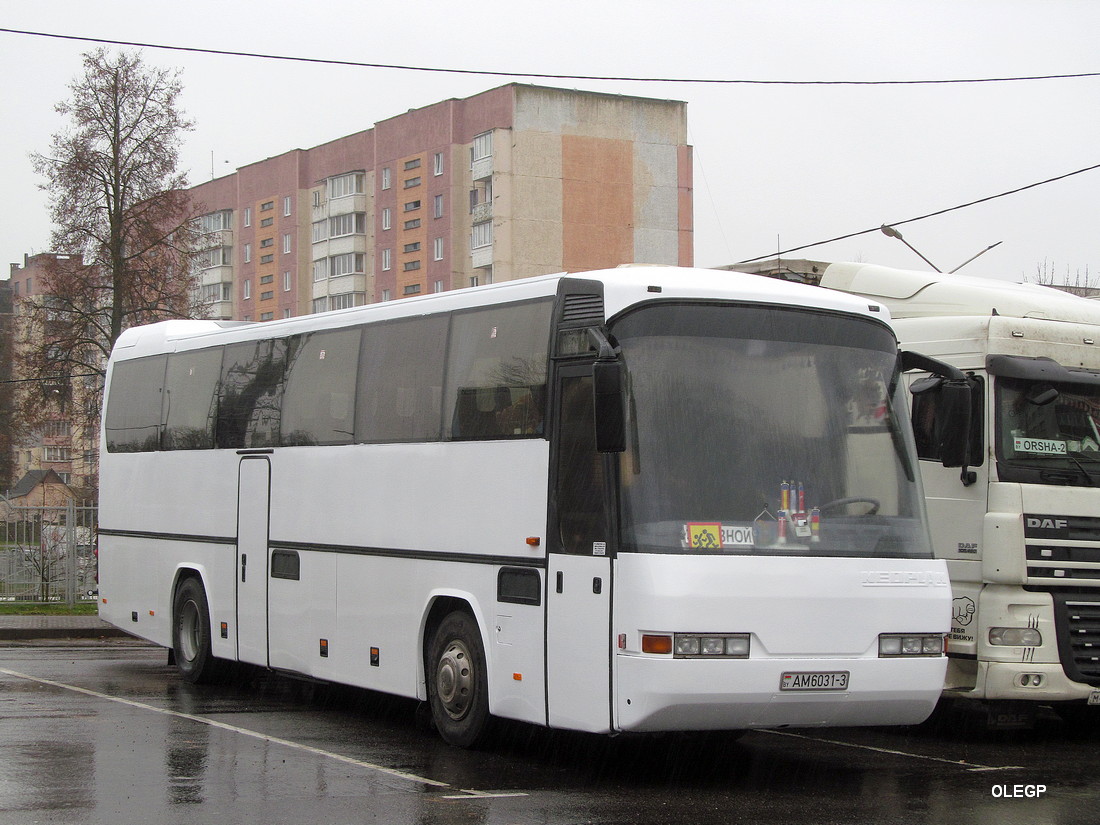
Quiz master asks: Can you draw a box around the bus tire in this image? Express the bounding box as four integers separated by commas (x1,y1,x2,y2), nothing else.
428,610,490,748
172,576,224,684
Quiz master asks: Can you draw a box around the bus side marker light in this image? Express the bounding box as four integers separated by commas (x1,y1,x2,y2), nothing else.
320,639,329,658
370,647,379,667
642,634,673,655
513,673,522,681
220,622,228,639
526,537,541,547
149,610,155,617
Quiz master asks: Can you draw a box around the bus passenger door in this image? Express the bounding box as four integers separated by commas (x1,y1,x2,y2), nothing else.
546,370,614,733
236,456,270,666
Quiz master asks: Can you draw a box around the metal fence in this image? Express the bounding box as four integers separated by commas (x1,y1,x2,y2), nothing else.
0,501,98,605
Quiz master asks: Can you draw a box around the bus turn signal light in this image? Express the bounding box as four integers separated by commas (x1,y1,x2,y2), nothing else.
642,634,673,655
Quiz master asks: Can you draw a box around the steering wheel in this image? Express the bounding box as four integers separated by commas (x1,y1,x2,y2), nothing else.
819,496,881,516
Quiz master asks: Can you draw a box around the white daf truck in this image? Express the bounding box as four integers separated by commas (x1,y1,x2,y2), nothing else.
730,259,1100,727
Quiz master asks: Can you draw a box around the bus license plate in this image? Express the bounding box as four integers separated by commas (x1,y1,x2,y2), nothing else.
780,671,850,691
1088,691,1100,706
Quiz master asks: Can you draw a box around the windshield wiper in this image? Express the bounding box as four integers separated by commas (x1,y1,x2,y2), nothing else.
1067,451,1099,486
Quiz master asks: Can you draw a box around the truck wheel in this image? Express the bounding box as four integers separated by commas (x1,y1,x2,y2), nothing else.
428,610,490,748
172,577,224,684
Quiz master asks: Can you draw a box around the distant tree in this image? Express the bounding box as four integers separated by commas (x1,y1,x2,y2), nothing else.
23,48,205,460
1028,259,1097,297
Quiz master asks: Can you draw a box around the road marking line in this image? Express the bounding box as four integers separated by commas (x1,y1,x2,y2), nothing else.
0,666,521,795
759,729,1025,772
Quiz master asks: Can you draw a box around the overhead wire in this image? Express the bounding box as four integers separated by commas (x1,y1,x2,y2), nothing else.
737,161,1100,263
2,27,1099,86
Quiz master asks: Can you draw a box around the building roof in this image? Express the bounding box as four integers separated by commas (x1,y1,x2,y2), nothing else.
9,469,67,499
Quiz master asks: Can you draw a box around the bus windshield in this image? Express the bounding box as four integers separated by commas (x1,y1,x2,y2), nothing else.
613,302,931,559
996,375,1100,483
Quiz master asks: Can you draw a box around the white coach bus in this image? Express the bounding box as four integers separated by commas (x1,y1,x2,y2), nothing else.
98,265,962,746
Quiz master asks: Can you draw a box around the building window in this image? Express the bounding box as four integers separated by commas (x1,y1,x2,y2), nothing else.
244,243,251,263
313,261,327,282
261,290,274,301
330,212,366,238
284,196,292,216
260,311,274,321
381,168,391,190
243,280,251,299
261,217,274,228
433,279,444,293
382,249,391,271
260,237,274,248
472,131,492,162
404,158,421,171
381,289,391,302
313,190,322,208
434,237,443,261
283,233,292,253
404,219,421,230
44,420,71,438
330,293,358,310
404,176,421,189
244,207,251,227
260,254,274,264
283,271,292,291
329,253,364,277
329,172,365,198
404,242,421,253
469,276,479,288
283,308,292,319
433,152,444,176
261,200,274,212
199,210,232,233
44,446,72,462
382,208,392,231
312,220,327,243
403,284,421,295
404,260,421,272
312,297,328,313
471,221,493,249
260,274,274,284
404,200,421,212
433,194,443,218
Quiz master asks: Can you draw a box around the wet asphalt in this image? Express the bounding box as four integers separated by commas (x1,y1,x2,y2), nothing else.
0,636,1096,825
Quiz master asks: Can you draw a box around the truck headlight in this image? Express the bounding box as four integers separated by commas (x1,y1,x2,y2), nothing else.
989,627,1042,647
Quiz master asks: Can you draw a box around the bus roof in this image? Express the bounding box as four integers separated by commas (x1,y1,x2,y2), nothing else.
111,265,893,360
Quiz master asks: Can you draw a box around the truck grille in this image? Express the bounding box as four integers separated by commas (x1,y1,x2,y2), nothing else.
1052,596,1100,685
1024,513,1100,587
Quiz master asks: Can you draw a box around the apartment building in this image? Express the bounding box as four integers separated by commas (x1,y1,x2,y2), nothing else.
189,83,692,320
5,253,96,496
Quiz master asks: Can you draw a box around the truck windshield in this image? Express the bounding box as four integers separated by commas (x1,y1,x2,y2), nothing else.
996,376,1100,484
613,302,931,559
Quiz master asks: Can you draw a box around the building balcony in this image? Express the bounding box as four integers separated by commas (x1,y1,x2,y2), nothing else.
201,265,233,285
471,201,493,223
327,193,369,216
471,155,493,181
471,244,493,269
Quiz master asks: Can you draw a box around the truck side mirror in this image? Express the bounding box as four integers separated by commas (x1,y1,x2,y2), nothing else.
937,379,972,469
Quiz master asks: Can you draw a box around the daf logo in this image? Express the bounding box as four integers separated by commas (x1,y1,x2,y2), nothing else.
1027,517,1068,530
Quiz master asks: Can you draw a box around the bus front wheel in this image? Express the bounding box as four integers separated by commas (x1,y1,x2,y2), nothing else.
428,610,490,748
172,576,224,684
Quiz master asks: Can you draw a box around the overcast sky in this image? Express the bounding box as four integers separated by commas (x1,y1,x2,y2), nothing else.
2,0,1098,284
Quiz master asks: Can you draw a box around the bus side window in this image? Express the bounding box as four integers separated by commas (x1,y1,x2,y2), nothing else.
104,355,167,452
281,328,360,446
216,339,291,449
163,348,222,450
445,300,551,441
357,315,448,442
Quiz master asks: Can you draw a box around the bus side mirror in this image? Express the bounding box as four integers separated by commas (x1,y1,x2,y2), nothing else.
593,359,626,453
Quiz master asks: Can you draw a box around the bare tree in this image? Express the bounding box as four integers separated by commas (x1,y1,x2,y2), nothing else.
1028,259,1097,297
23,48,205,468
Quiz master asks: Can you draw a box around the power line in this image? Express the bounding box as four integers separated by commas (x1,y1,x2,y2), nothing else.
738,161,1100,264
2,27,1100,86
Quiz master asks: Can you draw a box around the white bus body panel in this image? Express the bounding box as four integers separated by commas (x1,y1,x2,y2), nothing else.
613,555,950,731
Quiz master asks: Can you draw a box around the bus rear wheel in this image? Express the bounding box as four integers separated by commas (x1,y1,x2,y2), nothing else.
428,610,490,748
172,576,225,684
